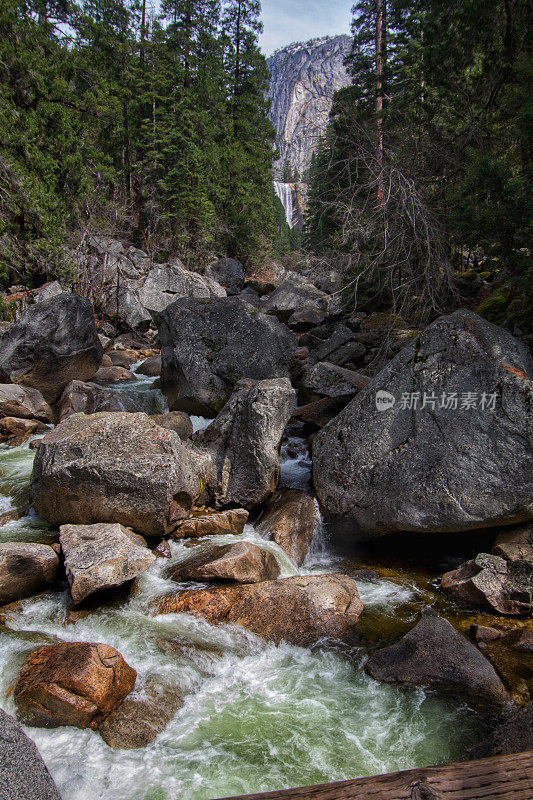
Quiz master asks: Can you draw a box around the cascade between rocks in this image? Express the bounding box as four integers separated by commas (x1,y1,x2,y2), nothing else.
0,363,488,800
273,181,294,228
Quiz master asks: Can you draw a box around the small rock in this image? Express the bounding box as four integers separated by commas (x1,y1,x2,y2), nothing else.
98,682,184,749
150,411,193,440
0,384,53,422
470,624,503,643
60,523,156,604
171,508,249,539
136,356,161,376
441,553,533,615
0,543,59,603
255,489,317,567
92,366,136,384
0,417,48,442
153,540,172,559
168,541,280,583
492,524,533,563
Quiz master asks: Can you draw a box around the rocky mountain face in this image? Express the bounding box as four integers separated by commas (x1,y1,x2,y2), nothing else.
267,35,352,179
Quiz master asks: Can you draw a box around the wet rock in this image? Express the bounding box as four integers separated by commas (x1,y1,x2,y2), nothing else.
153,540,172,558
151,573,363,646
136,356,161,376
465,702,533,758
0,417,48,443
150,411,193,440
492,524,533,563
255,489,317,567
365,613,511,705
501,627,533,653
261,274,330,325
441,553,533,615
205,257,245,296
98,683,184,749
158,296,297,416
169,541,280,583
58,379,139,421
0,293,103,402
30,412,211,537
60,523,156,604
299,362,369,404
352,569,380,583
196,378,295,510
92,365,136,384
0,707,62,800
313,309,533,535
0,543,59,604
0,384,53,423
14,642,136,729
171,508,249,539
471,624,503,643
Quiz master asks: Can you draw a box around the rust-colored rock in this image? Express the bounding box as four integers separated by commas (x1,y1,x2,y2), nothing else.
0,417,48,443
255,489,318,567
151,574,363,646
171,508,249,539
14,642,136,729
92,366,136,384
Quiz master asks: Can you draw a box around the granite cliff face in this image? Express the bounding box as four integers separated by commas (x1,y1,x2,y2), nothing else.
267,35,352,179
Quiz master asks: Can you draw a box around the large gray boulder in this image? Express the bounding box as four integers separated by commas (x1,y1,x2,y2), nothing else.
299,362,369,405
138,263,225,316
196,378,295,510
261,273,330,325
0,543,59,604
441,553,533,615
30,412,211,537
313,309,533,535
158,297,297,416
60,523,156,604
0,708,62,800
365,613,510,705
102,285,151,332
205,257,245,296
0,384,53,422
0,294,103,402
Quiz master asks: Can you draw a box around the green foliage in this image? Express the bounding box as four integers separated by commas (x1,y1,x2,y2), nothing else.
0,0,278,284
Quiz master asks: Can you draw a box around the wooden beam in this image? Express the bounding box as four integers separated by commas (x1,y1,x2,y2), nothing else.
215,751,533,800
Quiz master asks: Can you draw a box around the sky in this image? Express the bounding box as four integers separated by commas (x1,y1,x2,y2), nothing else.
258,0,353,55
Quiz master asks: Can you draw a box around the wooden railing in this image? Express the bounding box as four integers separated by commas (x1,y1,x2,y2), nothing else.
215,751,533,800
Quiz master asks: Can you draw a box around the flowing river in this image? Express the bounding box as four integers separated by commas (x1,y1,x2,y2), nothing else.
0,366,488,800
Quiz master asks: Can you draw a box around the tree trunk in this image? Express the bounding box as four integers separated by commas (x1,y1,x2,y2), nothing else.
375,0,387,205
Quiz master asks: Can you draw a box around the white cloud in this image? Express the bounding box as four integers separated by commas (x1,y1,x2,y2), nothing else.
259,0,353,54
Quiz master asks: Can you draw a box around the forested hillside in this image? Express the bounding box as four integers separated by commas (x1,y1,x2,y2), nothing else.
0,0,278,284
307,0,532,330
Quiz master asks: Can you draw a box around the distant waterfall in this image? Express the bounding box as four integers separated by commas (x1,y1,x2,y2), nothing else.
274,181,294,228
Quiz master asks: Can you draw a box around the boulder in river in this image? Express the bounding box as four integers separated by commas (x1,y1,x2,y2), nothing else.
30,412,211,537
58,379,140,421
196,378,295,510
441,553,533,615
254,489,318,567
0,293,103,402
168,541,280,583
0,416,48,443
0,708,62,800
170,508,249,538
313,309,533,535
151,574,363,646
365,613,511,705
0,384,53,423
60,523,156,604
465,701,533,759
91,365,136,384
98,682,184,749
14,642,136,729
0,543,59,604
136,355,161,376
158,296,297,416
